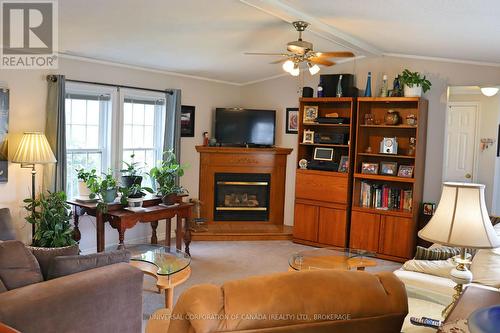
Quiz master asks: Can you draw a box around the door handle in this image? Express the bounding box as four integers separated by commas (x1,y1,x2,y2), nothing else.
465,173,472,179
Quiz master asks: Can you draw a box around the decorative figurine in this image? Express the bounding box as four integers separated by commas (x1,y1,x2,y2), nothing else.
203,131,209,146
406,114,417,126
408,137,416,156
364,113,374,125
391,75,402,97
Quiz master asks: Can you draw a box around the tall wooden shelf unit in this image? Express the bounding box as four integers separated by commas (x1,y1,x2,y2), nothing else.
293,97,356,247
350,97,428,262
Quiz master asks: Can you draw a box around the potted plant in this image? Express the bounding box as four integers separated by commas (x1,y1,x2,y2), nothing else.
119,183,153,208
76,168,96,197
149,150,188,205
120,153,144,188
86,170,118,212
399,69,432,97
24,191,78,253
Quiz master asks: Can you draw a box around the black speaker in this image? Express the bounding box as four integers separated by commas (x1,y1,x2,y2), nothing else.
320,74,358,97
302,86,314,98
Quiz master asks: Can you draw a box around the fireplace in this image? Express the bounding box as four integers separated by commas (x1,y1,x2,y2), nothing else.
214,173,270,221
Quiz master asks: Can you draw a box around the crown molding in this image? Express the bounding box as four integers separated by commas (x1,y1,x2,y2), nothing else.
239,0,382,56
383,53,500,68
58,52,243,86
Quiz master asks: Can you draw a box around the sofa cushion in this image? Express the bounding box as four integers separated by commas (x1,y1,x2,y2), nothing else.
0,240,43,290
47,250,130,280
28,244,80,279
470,223,500,288
402,258,455,279
0,208,16,241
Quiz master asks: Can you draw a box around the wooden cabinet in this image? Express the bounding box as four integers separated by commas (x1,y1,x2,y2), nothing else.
379,216,414,258
349,211,380,252
293,98,356,248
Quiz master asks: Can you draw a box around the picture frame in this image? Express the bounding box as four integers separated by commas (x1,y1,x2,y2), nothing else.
397,165,415,178
0,89,8,183
285,108,299,134
361,162,379,175
303,105,318,124
313,147,334,161
423,202,436,216
380,162,398,176
303,130,314,144
180,105,195,137
338,155,349,173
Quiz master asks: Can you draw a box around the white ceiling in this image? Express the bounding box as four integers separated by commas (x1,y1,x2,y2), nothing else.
59,0,500,84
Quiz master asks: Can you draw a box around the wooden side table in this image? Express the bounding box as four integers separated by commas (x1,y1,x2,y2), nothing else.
438,286,500,332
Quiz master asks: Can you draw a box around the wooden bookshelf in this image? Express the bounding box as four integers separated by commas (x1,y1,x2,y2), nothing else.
293,97,356,248
350,97,428,262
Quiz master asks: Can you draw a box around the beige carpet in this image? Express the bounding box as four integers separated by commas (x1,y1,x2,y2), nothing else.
142,240,402,320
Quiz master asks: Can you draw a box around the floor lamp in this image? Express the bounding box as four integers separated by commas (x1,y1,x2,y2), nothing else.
12,132,57,241
418,182,500,317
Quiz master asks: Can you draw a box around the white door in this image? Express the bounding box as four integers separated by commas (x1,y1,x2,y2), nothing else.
443,103,479,183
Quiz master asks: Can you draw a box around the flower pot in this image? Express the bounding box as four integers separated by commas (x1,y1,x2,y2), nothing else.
77,180,91,197
121,175,142,188
127,197,144,208
404,85,423,97
161,193,178,206
103,188,117,203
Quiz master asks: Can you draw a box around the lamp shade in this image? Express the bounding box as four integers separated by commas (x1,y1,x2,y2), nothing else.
12,132,56,164
418,182,500,249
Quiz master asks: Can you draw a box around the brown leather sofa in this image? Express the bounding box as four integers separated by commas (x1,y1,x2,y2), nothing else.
164,270,408,333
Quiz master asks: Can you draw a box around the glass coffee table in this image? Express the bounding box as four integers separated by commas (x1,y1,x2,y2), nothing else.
126,244,191,309
289,247,377,271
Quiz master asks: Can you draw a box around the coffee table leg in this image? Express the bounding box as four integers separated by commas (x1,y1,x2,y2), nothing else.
165,288,174,310
151,221,158,244
165,218,171,248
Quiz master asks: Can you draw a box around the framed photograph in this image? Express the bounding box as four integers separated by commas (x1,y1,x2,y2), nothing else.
180,105,195,137
380,162,398,176
338,155,349,173
423,202,436,216
313,147,334,161
397,165,415,178
361,162,379,175
285,108,298,134
303,105,318,123
303,130,314,144
0,89,8,183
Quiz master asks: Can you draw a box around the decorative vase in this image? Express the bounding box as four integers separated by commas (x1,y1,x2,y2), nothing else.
336,75,343,97
384,110,400,125
406,114,417,126
404,85,423,97
161,193,178,206
121,175,142,188
77,180,91,197
127,197,144,208
103,188,117,203
364,72,372,97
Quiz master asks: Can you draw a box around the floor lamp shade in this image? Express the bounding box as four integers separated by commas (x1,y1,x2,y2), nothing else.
12,132,56,164
418,182,500,249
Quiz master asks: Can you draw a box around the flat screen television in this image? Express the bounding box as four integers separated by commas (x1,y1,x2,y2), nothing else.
215,108,276,146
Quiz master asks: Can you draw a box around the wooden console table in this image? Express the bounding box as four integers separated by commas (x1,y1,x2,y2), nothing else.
67,197,194,255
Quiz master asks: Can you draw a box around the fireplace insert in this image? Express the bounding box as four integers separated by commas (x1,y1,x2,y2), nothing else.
214,173,270,221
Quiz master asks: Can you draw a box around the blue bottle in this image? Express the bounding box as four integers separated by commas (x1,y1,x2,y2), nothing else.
364,72,372,97
317,78,324,98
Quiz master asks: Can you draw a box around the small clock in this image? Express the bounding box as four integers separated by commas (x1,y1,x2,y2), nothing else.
299,159,308,169
380,137,398,154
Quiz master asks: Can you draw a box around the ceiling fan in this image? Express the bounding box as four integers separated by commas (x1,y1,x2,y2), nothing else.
245,21,355,76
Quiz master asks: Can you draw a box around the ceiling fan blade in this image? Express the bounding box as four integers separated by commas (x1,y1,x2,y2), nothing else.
270,59,288,64
314,51,355,58
309,57,335,66
244,52,288,56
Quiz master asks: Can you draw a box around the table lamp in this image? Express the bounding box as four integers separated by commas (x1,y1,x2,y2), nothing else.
418,182,500,317
12,132,57,239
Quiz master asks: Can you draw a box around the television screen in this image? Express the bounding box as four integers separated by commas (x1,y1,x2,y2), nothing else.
215,108,276,146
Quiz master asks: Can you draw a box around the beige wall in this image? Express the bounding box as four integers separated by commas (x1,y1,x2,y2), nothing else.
0,57,241,251
240,56,500,225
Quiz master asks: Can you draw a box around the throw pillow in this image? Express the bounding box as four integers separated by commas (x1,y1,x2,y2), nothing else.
28,244,80,280
414,246,460,260
0,278,7,293
0,240,43,290
0,208,16,241
47,249,130,280
402,258,456,279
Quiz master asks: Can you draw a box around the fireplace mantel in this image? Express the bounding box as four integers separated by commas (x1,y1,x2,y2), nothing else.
196,146,292,225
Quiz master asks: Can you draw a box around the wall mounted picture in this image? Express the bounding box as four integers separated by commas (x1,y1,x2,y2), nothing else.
0,89,8,183
303,130,314,144
380,162,398,176
303,105,318,124
181,105,195,137
423,202,436,216
361,162,379,174
285,108,298,134
398,165,415,178
338,155,349,173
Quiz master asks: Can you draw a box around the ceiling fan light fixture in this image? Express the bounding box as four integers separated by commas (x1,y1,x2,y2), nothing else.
282,60,295,73
480,87,499,97
290,65,300,76
308,63,320,75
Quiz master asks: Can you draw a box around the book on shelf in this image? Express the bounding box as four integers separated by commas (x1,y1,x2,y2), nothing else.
359,181,412,211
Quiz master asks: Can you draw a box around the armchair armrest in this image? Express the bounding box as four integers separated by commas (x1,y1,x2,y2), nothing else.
0,263,143,333
0,322,20,333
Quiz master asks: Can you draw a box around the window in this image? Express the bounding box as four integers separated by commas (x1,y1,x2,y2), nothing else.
65,84,167,196
65,90,111,198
